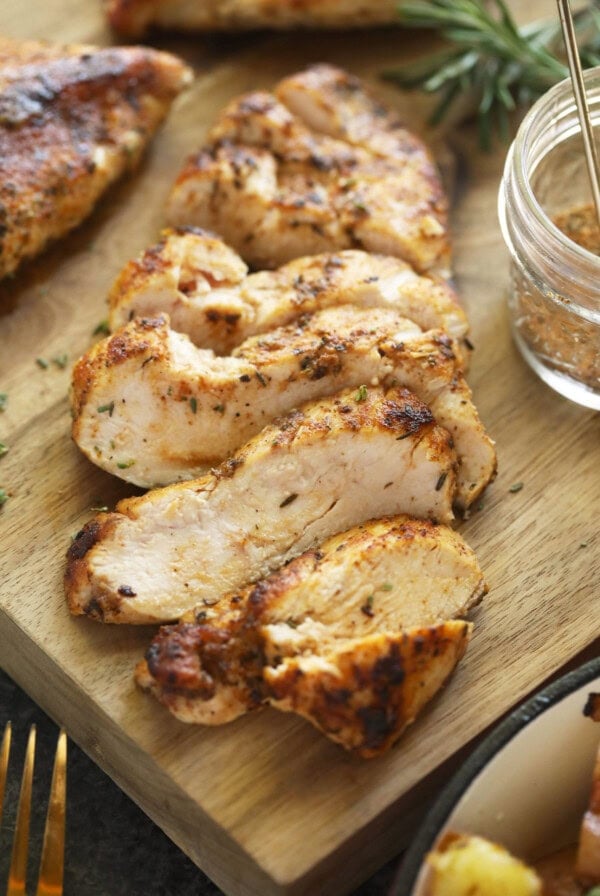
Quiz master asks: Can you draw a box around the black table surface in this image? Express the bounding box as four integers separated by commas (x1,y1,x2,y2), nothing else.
0,668,399,896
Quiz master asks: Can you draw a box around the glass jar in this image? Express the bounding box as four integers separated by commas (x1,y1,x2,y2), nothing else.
498,68,600,410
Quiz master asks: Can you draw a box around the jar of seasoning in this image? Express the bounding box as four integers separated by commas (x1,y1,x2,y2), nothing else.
498,68,600,410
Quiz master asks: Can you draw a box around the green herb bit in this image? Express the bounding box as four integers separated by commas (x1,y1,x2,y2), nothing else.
0,393,7,412
91,505,109,513
52,353,68,369
97,401,115,416
93,320,110,336
189,397,198,414
354,384,368,402
509,481,524,493
0,488,8,506
212,403,225,414
580,541,589,548
0,443,8,458
36,357,49,369
584,888,600,896
117,459,135,469
361,595,375,617
380,582,393,592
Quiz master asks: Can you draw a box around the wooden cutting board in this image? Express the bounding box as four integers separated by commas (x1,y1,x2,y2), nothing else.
0,3,598,894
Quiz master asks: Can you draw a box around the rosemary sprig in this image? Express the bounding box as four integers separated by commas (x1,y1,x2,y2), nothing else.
384,1,600,148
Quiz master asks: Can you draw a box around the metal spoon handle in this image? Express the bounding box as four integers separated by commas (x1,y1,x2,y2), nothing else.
556,0,600,227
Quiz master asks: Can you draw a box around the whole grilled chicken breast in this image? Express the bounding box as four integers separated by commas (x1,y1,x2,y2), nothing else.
65,385,457,623
167,65,449,275
106,0,399,37
136,516,485,750
71,308,495,505
108,228,468,356
0,38,191,280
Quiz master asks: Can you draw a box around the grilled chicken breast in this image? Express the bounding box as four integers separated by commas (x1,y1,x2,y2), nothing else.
106,0,399,37
0,38,191,280
108,228,468,356
167,65,449,275
71,308,495,505
65,385,457,623
136,515,484,755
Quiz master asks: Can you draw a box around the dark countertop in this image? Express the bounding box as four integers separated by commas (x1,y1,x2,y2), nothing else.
0,669,398,896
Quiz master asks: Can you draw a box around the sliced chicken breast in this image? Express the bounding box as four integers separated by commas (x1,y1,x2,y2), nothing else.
65,385,457,623
107,0,399,37
108,228,468,355
0,38,191,280
136,516,485,745
166,66,449,275
71,308,495,505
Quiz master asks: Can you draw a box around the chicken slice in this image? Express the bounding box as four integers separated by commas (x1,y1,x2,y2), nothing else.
136,516,485,743
108,229,468,355
0,38,191,280
65,385,457,623
166,66,449,275
106,0,400,37
71,308,495,504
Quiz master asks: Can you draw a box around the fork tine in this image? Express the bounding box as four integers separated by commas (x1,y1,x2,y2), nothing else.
0,721,12,826
36,730,67,896
6,725,36,896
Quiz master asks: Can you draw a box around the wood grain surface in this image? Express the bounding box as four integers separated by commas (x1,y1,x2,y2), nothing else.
0,2,598,894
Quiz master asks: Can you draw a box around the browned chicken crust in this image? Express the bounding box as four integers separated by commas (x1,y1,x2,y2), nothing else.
106,0,399,37
0,37,192,279
167,65,449,274
136,516,482,755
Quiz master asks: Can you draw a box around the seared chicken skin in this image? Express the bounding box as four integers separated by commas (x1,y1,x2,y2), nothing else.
167,65,449,275
71,308,495,505
0,38,191,280
65,385,457,623
136,515,484,757
108,228,468,356
107,0,399,37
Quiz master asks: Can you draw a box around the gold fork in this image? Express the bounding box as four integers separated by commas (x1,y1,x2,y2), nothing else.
0,723,67,896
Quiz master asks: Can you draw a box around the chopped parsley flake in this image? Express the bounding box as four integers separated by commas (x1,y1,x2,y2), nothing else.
0,443,8,458
0,394,7,412
0,488,8,506
213,404,226,414
52,353,68,369
361,595,375,617
354,384,368,402
36,357,49,369
435,472,448,491
190,397,198,414
381,582,393,591
509,481,524,493
93,320,110,336
91,505,109,513
97,402,115,416
117,459,135,469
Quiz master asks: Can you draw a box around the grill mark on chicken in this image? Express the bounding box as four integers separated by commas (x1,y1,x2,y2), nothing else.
136,516,483,755
71,307,495,505
65,385,457,623
166,66,449,275
109,230,468,358
0,38,192,279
